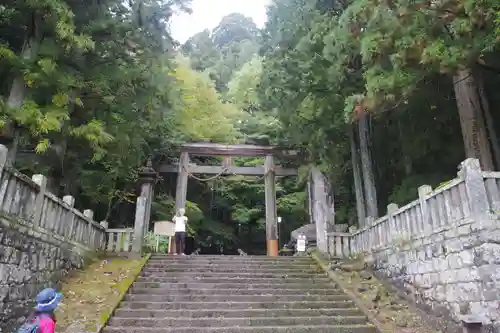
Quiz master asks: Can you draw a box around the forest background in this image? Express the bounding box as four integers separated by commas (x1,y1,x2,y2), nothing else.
1,0,499,253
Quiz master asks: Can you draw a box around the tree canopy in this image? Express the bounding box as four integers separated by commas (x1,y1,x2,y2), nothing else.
258,0,500,225
3,0,500,253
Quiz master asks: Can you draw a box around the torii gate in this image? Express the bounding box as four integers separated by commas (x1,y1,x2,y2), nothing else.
160,142,298,256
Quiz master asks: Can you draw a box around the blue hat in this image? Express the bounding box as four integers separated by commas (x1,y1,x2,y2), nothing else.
35,288,62,312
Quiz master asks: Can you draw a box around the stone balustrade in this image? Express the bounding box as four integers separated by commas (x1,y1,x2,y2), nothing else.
106,228,135,253
324,158,500,330
0,144,106,332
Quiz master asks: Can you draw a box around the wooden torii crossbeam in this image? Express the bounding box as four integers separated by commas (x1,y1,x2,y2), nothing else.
159,164,297,176
173,142,299,157
159,142,298,177
161,142,298,256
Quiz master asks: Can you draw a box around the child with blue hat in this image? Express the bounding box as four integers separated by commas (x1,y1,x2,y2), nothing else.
17,288,62,333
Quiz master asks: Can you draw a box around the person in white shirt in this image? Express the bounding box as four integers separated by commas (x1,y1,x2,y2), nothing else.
172,208,188,255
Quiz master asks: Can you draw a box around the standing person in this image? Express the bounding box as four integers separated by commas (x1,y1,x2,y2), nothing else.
17,288,62,333
173,208,188,255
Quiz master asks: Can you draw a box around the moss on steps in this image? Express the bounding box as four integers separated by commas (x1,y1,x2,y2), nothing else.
311,251,442,333
55,254,150,333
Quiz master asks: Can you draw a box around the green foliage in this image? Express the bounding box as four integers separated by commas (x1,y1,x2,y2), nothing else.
0,5,308,252
227,56,263,111
151,195,176,222
5,0,487,254
0,0,195,221
182,13,261,91
175,12,308,251
170,56,241,142
143,232,170,253
257,0,485,226
325,0,500,113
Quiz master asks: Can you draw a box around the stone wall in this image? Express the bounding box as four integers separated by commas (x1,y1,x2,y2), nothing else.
0,218,90,332
0,145,106,332
371,215,500,332
327,158,500,332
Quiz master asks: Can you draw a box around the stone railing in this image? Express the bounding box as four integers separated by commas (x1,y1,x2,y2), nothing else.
0,145,106,332
326,158,500,328
328,158,499,257
327,232,352,258
483,170,500,212
105,228,134,253
100,195,147,254
0,160,106,251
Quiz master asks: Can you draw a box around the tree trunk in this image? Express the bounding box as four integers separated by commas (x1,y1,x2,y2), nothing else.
51,90,77,192
358,113,378,218
398,116,412,175
476,71,500,169
5,14,42,166
349,124,366,227
453,68,494,170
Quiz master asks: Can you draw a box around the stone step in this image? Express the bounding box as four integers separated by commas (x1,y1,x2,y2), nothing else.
102,325,377,333
132,281,335,290
139,271,325,279
145,261,315,267
124,294,352,303
147,258,314,264
130,287,343,296
119,300,356,310
135,276,332,284
144,265,318,272
142,267,321,273
113,308,365,319
102,255,376,333
145,262,318,269
149,255,312,261
107,316,369,327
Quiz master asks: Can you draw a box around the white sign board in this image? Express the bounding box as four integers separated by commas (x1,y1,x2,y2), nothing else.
153,221,175,237
296,233,307,252
297,239,306,252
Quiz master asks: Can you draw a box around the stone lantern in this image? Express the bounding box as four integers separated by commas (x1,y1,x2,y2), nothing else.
137,156,157,237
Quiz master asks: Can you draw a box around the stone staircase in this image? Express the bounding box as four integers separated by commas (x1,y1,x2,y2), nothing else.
102,255,377,333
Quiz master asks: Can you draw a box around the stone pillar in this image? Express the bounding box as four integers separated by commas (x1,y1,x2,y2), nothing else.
175,152,189,211
83,209,94,220
100,220,109,229
32,174,48,228
63,195,75,240
138,156,157,235
459,158,489,219
83,209,94,247
364,216,374,251
63,195,75,207
264,154,278,256
418,185,432,234
0,144,8,179
310,167,334,254
99,220,109,249
386,203,399,246
307,178,314,224
132,196,147,253
365,216,375,227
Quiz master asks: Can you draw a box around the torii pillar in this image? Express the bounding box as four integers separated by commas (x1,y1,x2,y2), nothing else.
175,152,189,211
264,155,278,256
